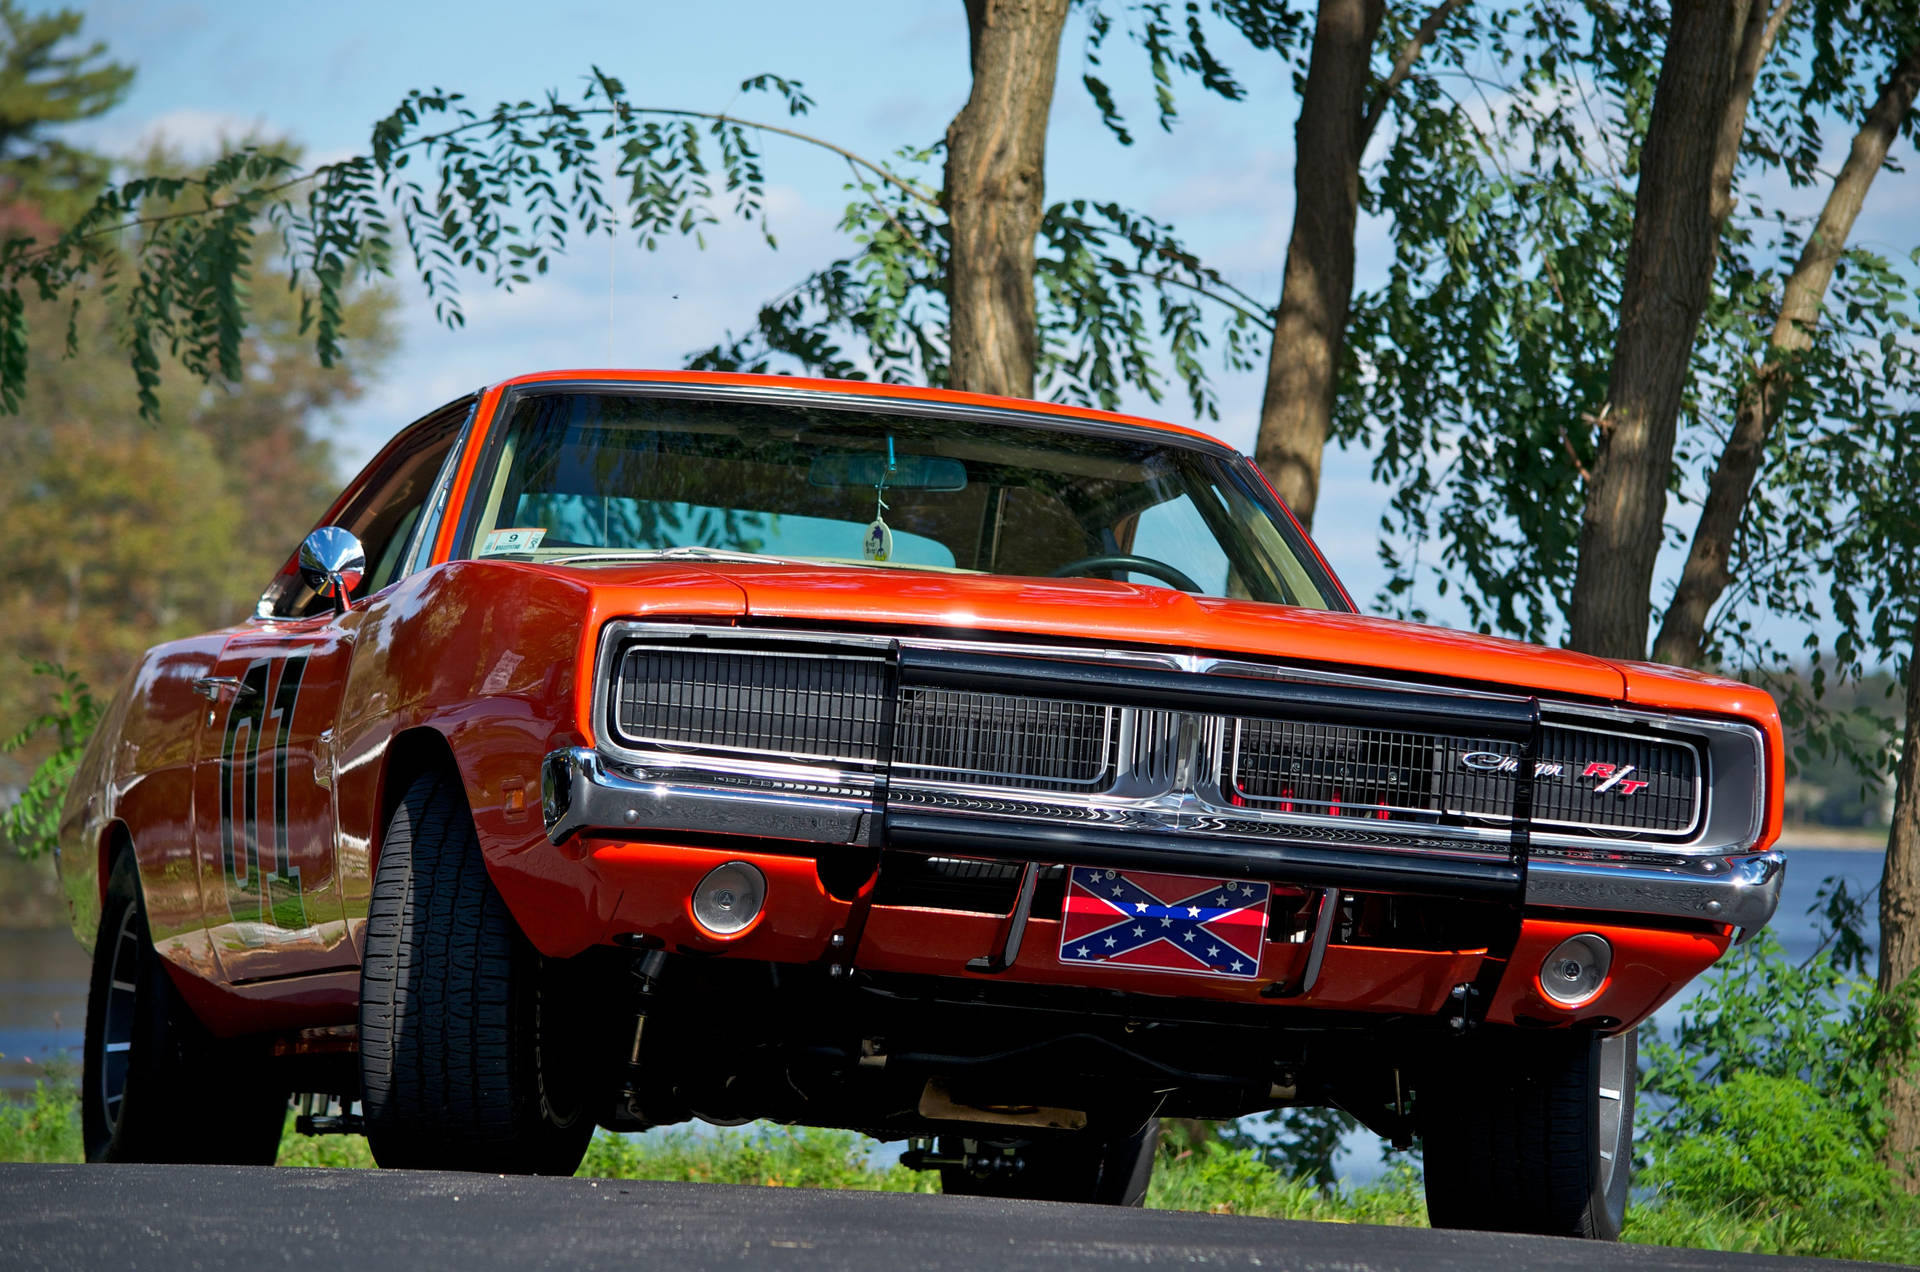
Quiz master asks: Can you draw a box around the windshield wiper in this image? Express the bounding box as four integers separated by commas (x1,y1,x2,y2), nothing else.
545,545,831,569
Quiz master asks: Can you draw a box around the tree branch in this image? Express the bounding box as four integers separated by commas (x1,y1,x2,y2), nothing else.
1116,265,1276,330
1710,0,1793,229
842,158,941,268
7,103,936,271
1360,0,1468,145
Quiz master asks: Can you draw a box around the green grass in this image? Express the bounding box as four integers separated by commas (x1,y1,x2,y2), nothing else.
2,1076,1913,1263
0,1062,81,1163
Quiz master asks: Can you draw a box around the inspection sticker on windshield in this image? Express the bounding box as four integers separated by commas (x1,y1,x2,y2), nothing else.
480,527,546,556
1059,867,1269,980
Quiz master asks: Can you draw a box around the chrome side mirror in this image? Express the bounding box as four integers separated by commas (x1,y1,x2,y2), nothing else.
298,526,367,615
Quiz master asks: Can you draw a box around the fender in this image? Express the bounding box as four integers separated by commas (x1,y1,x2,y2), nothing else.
57,638,230,996
329,558,746,959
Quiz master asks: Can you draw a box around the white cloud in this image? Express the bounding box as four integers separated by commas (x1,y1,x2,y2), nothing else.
73,107,276,160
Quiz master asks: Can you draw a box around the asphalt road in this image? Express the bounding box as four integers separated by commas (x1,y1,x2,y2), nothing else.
0,1164,1894,1271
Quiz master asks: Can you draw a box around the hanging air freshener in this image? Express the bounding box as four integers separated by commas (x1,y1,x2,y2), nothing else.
864,436,897,562
863,517,894,562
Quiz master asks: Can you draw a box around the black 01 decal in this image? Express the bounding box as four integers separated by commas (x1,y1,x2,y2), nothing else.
219,653,308,937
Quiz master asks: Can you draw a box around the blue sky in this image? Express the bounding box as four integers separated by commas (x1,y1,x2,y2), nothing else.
48,1,1920,639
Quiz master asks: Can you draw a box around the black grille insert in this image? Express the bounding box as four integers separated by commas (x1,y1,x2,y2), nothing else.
612,646,888,762
1228,719,1438,820
895,689,1115,791
1224,718,1700,836
1440,726,1698,834
611,646,1121,787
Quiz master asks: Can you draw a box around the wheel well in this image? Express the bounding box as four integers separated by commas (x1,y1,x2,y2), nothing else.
375,727,461,874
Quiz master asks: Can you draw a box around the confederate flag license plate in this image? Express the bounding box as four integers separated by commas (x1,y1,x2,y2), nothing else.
1058,866,1270,980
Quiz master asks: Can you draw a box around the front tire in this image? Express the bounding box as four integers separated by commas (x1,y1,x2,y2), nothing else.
358,768,595,1175
939,1121,1159,1206
82,846,286,1164
1421,1027,1636,1239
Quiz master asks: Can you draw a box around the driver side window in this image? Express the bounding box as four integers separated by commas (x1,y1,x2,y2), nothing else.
257,400,470,619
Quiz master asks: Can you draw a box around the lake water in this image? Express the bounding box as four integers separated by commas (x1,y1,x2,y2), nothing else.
0,924,91,1098
1,842,1890,1173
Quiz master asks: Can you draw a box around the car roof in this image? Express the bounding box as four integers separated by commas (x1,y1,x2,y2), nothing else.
486,369,1238,453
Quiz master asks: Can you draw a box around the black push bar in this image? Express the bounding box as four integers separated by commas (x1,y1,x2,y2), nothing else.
884,810,1526,902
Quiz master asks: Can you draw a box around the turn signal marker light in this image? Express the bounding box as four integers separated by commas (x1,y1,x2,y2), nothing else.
1539,932,1611,1007
691,861,766,936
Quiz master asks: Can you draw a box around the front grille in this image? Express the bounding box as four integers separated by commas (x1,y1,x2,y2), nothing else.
609,636,1707,843
612,646,888,762
895,689,1115,791
1223,717,1700,837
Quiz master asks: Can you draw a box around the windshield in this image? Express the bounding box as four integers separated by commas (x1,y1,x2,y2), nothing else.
461,389,1344,609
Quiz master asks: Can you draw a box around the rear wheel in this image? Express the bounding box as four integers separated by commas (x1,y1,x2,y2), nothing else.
1421,1027,1635,1239
939,1121,1159,1206
82,847,286,1164
359,768,595,1175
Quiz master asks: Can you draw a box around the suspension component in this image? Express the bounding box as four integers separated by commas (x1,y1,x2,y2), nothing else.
620,948,671,1123
899,1136,1026,1178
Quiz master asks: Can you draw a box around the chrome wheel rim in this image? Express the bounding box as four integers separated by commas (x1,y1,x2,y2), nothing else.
1596,1031,1631,1197
99,903,140,1135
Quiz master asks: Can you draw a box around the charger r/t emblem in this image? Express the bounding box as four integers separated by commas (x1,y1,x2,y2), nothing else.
1583,761,1648,796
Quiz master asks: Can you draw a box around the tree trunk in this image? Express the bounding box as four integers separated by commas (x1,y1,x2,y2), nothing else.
1565,0,1739,661
1651,34,1920,668
1709,0,1791,229
1881,642,1920,1191
1251,0,1384,530
943,0,1071,399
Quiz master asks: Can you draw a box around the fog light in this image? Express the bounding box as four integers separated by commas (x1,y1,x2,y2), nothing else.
691,861,765,936
1539,933,1611,1006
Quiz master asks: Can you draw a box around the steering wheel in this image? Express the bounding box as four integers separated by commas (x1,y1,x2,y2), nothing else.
1046,553,1203,594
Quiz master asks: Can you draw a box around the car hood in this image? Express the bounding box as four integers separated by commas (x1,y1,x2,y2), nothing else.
568,560,1634,703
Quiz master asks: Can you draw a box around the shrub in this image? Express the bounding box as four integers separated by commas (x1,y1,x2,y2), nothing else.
577,1125,934,1193
1629,927,1920,1262
0,1060,82,1163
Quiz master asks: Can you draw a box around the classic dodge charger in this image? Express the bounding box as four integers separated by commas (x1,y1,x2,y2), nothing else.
57,370,1784,1237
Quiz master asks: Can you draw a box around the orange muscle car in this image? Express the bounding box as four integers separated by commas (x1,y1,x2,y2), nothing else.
58,371,1784,1237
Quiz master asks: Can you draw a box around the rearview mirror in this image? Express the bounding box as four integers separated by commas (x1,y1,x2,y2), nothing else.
808,452,967,491
298,526,367,615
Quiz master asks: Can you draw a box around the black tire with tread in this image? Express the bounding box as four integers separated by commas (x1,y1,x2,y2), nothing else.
939,1121,1160,1206
82,847,286,1164
1421,1027,1634,1240
359,768,594,1175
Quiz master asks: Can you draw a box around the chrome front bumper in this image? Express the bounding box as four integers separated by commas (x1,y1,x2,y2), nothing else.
541,746,1785,938
543,747,874,847
1525,849,1784,938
